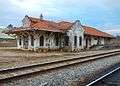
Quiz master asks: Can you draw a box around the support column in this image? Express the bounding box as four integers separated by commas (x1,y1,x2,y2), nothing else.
33,34,39,51
21,35,24,49
28,35,32,50
17,36,20,49
44,35,47,48
77,35,79,48
81,36,84,49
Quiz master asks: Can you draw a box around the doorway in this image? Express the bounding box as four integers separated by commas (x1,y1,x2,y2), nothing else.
23,36,28,49
39,36,44,46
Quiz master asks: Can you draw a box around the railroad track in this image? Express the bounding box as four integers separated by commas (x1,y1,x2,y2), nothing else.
0,50,120,82
86,66,120,86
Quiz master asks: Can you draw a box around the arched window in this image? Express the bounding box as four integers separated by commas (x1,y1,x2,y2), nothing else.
65,36,69,46
54,33,59,46
31,35,34,46
39,36,44,46
79,36,82,46
74,36,77,47
19,36,22,45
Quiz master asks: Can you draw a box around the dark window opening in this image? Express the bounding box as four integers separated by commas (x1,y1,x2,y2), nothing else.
94,38,97,40
86,38,88,48
65,36,69,46
23,36,28,49
74,36,77,47
31,35,34,46
79,36,82,46
40,36,44,46
55,33,59,46
46,31,51,35
19,36,22,45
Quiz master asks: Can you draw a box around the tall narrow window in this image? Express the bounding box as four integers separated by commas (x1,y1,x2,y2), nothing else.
74,36,77,47
65,36,69,46
19,36,21,45
79,36,82,46
55,33,59,46
40,36,44,46
31,35,34,46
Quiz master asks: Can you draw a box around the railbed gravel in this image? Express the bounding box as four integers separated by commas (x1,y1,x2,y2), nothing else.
0,49,120,69
1,55,120,86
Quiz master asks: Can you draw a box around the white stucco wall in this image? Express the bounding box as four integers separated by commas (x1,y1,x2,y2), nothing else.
100,38,105,45
28,35,33,49
67,20,84,50
17,32,106,51
91,37,105,46
91,37,98,46
17,36,20,49
26,31,61,50
83,36,106,49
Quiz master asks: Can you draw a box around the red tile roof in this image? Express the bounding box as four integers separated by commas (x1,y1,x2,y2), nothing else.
31,20,63,32
57,21,73,30
82,26,113,38
5,16,113,38
29,17,57,27
28,16,73,32
28,17,63,32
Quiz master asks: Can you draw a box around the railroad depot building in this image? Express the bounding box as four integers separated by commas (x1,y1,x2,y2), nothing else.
5,15,113,51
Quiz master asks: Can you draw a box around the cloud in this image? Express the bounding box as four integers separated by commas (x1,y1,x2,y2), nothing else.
97,23,120,35
0,26,6,28
0,0,120,35
9,0,40,10
104,29,120,36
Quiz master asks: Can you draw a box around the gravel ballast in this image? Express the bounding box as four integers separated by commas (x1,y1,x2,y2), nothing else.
0,49,120,69
1,55,120,86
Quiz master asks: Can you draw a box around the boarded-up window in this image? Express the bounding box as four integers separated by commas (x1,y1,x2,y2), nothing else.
31,35,34,46
79,37,82,46
19,36,21,45
40,36,44,46
74,36,77,47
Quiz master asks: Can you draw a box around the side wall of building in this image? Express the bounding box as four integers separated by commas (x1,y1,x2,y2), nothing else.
83,35,106,49
91,37,105,46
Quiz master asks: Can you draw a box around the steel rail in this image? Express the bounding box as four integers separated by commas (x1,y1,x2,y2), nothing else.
0,50,119,72
86,66,120,86
0,50,120,82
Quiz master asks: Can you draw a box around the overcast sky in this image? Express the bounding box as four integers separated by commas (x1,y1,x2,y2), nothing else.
0,0,120,35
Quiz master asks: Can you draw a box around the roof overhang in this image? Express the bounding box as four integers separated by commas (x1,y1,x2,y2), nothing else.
3,27,64,35
84,33,114,38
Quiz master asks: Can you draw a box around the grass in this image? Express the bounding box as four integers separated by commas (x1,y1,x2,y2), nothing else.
0,48,119,69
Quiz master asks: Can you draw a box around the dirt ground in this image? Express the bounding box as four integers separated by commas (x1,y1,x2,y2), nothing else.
0,48,119,70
